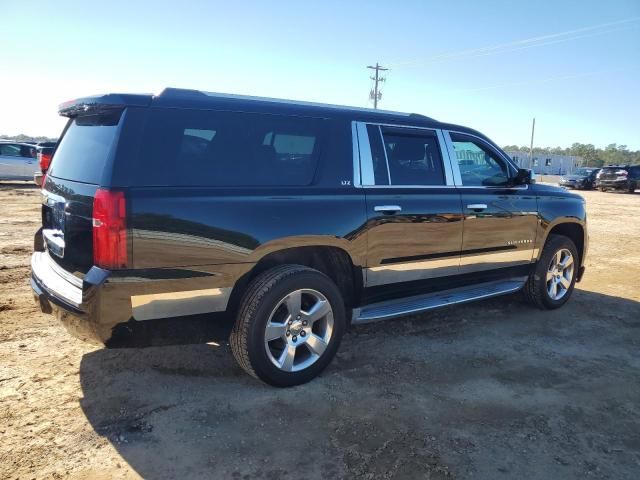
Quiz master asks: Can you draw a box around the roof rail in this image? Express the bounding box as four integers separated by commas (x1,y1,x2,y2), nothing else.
157,87,431,118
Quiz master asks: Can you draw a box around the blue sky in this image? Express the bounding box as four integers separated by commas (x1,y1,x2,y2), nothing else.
1,0,639,149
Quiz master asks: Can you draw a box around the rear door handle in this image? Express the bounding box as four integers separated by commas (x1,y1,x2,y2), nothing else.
374,205,402,214
467,204,488,211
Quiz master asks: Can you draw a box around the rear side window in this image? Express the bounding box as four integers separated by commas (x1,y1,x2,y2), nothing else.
134,109,325,186
48,110,122,184
381,127,445,186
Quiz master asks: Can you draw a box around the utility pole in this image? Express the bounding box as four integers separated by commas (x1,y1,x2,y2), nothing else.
528,117,536,169
367,63,388,109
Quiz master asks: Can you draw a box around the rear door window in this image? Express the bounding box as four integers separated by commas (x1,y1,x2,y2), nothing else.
48,110,122,184
134,109,325,186
381,127,445,186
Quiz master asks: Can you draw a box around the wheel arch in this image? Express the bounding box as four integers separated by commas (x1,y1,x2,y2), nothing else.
539,220,586,267
227,245,363,320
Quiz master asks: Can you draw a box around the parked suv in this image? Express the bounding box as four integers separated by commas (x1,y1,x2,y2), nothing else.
595,165,639,193
31,89,588,386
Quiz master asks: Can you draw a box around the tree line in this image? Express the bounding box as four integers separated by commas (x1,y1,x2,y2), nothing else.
1,134,58,143
502,143,640,167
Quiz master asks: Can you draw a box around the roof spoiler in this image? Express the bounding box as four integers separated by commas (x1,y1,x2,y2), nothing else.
58,93,153,117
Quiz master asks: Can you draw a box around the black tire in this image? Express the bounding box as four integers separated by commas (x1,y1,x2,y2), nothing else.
599,187,607,192
628,183,636,194
230,265,346,387
523,234,579,310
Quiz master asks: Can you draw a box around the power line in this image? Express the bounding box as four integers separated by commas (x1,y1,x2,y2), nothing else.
367,63,388,109
389,17,640,68
452,66,627,93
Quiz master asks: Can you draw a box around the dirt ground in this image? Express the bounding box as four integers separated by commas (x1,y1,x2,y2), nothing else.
1,182,639,480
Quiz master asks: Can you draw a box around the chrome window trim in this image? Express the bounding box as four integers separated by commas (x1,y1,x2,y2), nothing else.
442,130,462,186
436,129,455,186
360,121,433,129
443,129,529,191
360,184,457,189
377,125,392,184
454,184,529,190
351,121,362,187
355,122,375,185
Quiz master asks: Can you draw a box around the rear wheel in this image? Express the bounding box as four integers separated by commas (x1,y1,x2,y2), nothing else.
628,183,637,193
230,265,346,387
599,187,607,192
524,234,578,310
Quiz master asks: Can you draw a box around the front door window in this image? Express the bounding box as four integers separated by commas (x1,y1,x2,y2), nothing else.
450,133,512,187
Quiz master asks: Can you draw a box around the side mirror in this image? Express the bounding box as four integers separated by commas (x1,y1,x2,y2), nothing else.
514,168,534,185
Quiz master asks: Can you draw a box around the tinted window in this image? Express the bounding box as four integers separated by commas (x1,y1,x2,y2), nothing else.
135,109,324,186
381,127,444,185
450,133,511,186
0,144,22,156
20,145,36,158
48,110,122,184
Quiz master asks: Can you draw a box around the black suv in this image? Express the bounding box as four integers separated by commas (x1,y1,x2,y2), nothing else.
31,89,588,386
596,165,639,193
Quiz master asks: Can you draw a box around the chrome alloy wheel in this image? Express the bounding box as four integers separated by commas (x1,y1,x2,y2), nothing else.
264,289,334,372
546,248,575,301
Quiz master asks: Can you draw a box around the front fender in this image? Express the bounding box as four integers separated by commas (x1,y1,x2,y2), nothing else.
534,188,587,266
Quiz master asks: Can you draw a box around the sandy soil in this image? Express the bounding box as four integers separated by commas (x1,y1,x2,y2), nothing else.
1,182,639,480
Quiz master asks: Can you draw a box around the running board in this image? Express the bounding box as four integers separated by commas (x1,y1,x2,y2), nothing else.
352,278,526,324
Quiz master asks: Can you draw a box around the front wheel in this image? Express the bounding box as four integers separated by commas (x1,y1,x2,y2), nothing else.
523,234,578,310
230,265,346,387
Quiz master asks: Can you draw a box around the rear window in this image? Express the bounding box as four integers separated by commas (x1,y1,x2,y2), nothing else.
133,109,324,186
48,110,122,184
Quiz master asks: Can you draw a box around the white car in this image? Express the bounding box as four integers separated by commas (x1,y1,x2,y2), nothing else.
0,142,39,181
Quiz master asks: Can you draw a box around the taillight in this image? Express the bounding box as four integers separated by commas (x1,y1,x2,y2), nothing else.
38,152,52,172
616,169,628,177
92,189,128,269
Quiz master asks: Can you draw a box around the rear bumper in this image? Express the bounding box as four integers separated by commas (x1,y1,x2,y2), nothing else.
596,179,631,190
31,252,111,344
31,252,241,345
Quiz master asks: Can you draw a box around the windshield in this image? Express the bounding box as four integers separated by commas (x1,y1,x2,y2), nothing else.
574,168,594,175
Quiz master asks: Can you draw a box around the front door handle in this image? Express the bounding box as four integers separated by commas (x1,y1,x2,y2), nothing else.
467,203,488,211
374,205,402,214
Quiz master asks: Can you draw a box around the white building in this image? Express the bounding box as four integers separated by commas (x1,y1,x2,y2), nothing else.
505,150,583,175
